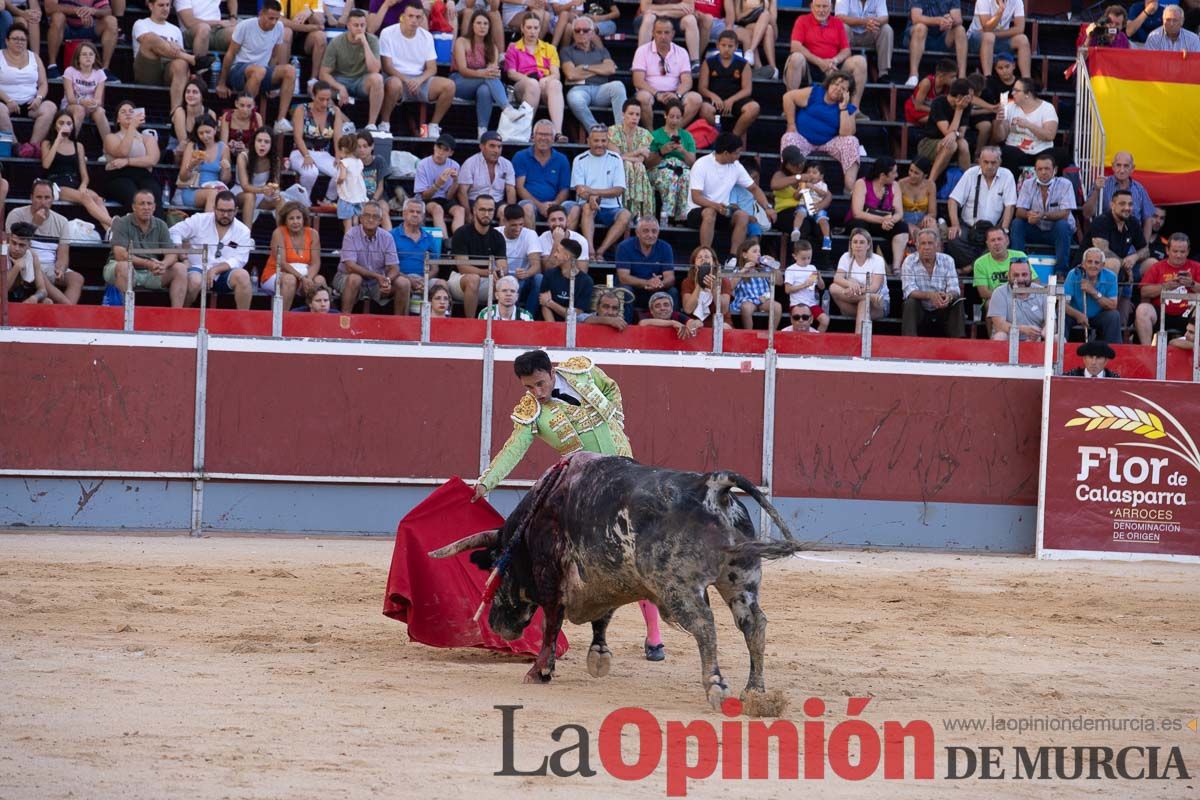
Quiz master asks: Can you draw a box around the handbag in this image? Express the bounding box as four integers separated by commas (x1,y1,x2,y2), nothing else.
964,174,992,247
735,6,764,25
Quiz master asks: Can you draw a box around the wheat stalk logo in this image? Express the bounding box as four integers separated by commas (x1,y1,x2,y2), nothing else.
1065,391,1200,474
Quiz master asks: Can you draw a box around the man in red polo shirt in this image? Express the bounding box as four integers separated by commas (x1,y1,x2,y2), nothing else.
784,0,868,115
1134,232,1198,345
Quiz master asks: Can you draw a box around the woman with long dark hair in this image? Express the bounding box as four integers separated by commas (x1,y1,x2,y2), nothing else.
103,100,163,215
452,10,507,138
41,109,113,234
234,127,281,228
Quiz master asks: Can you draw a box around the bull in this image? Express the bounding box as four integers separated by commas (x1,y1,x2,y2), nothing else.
430,451,806,709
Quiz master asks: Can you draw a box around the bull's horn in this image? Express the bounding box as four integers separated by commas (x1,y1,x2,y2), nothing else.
428,529,500,558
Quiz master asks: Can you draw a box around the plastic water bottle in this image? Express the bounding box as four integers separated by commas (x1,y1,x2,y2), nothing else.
210,54,222,91
291,56,301,95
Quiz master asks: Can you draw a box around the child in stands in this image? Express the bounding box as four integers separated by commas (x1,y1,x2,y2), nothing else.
335,133,368,234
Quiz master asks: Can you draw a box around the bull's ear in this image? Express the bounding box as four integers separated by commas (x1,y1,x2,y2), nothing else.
469,548,497,572
428,529,500,558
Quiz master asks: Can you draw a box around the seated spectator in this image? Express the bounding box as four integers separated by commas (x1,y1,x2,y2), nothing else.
357,132,390,210
306,284,333,313
1065,341,1118,377
0,1,43,62
478,274,534,320
783,239,828,332
169,190,255,308
1090,189,1154,326
849,156,908,275
320,10,392,131
732,0,778,80
175,115,232,213
45,0,117,81
457,130,517,211
176,0,236,60
916,76,972,183
332,200,404,314
730,237,782,329
499,0,549,39
1145,5,1200,51
538,204,590,272
581,0,619,37
390,197,440,314
538,238,595,321
6,181,81,304
515,120,577,227
987,256,1044,341
783,0,867,114
279,0,332,90
639,290,701,337
368,0,431,34
830,228,888,332
694,0,728,57
647,99,696,225
1135,233,1198,344
897,156,937,237
217,1,296,136
498,202,544,315
571,125,632,260
262,201,326,311
103,101,163,215
904,58,956,127
681,244,733,326
128,212,185,311
170,78,212,163
415,132,464,239
582,287,629,329
903,0,966,86
453,10,508,139
771,150,832,250
616,215,677,322
699,31,760,139
686,132,773,255
783,304,820,333
450,194,508,318
41,110,113,236
967,0,1031,78
781,71,862,188
381,5,456,138
1011,154,1076,276
60,41,109,139
133,0,208,113
834,0,892,83
1169,322,1195,351
505,15,568,142
631,19,703,126
636,0,701,64
608,100,655,220
995,79,1061,174
1148,207,1169,261
901,227,964,337
234,128,283,228
972,225,1025,305
1079,5,1131,52
945,147,1016,270
1063,247,1120,344
1127,0,1165,45
429,280,453,317
970,52,1015,153
220,93,263,161
288,81,349,203
3,221,51,303
1081,151,1156,244
560,15,627,134
0,25,58,154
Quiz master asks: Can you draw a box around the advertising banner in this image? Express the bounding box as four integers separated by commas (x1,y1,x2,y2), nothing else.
1040,377,1200,561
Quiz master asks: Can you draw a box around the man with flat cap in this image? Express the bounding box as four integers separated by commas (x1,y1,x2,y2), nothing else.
1065,341,1119,378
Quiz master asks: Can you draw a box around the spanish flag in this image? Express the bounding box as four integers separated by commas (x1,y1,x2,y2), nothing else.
1089,49,1200,205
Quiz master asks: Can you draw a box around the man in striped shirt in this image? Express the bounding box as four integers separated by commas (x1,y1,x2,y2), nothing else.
1145,5,1200,51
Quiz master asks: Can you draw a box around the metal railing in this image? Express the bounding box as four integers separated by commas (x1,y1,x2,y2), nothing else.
1073,50,1107,213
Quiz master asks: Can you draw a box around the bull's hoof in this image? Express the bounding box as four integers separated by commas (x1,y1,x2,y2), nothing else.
523,668,553,684
706,681,731,710
586,645,612,678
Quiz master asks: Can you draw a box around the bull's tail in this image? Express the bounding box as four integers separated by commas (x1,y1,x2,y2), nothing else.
708,471,799,543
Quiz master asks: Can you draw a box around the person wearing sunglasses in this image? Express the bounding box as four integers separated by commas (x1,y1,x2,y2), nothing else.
782,305,819,333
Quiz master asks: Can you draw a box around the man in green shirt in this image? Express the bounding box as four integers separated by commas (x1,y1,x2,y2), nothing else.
472,349,666,661
972,225,1026,304
103,189,187,307
318,9,396,131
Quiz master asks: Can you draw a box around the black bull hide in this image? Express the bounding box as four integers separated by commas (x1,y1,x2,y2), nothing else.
430,452,807,708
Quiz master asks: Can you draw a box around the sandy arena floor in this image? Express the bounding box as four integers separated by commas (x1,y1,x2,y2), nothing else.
0,532,1197,799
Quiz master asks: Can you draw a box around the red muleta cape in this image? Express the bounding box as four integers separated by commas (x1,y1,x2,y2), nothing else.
382,477,569,658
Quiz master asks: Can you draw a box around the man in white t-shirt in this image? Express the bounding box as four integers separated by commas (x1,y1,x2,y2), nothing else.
379,5,455,137
175,0,237,58
3,222,47,302
133,0,210,110
967,0,1031,78
500,203,545,317
684,132,775,255
537,204,589,275
6,181,82,304
216,0,296,135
